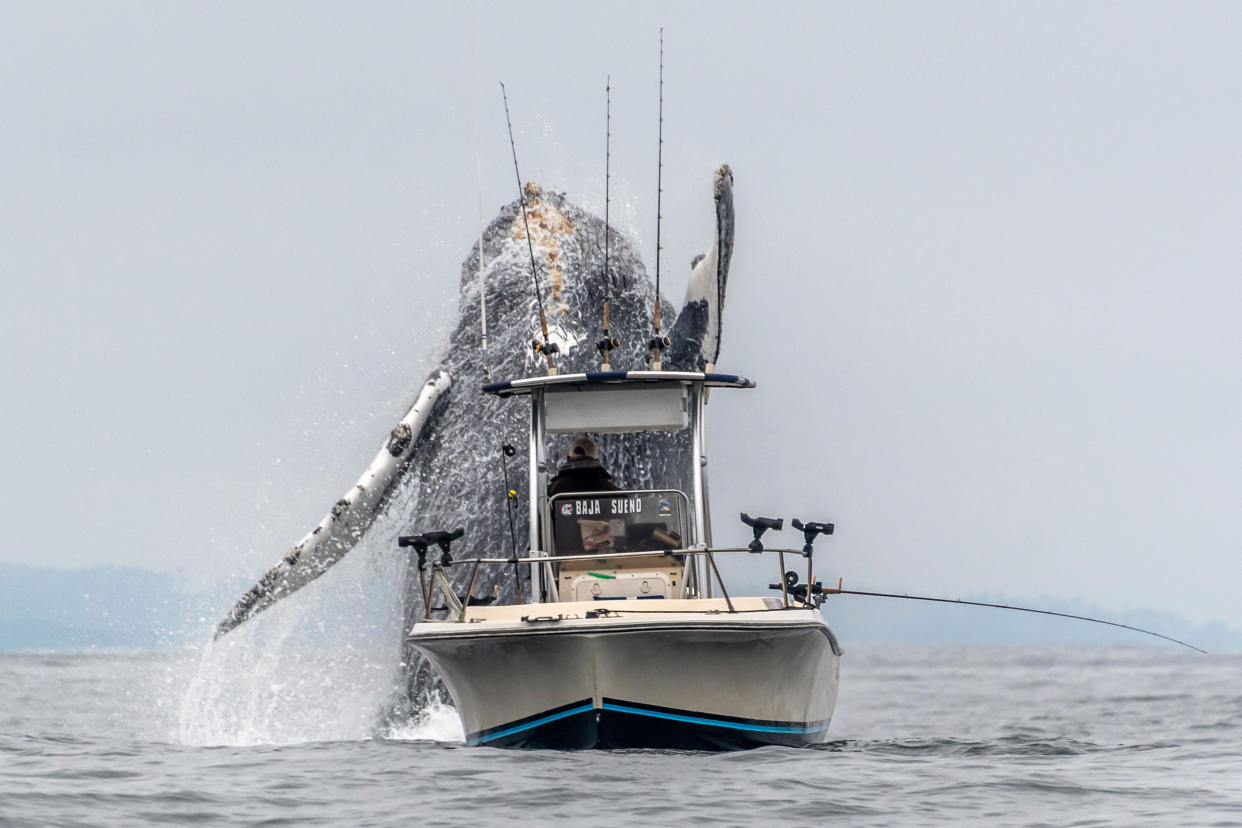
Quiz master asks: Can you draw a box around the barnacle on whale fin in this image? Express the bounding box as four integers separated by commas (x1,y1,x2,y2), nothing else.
387,422,413,456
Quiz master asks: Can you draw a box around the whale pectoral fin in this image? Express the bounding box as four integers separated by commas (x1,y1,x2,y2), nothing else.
214,368,453,640
667,297,709,369
668,164,734,371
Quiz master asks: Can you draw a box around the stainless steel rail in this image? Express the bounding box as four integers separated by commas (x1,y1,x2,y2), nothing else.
435,546,810,567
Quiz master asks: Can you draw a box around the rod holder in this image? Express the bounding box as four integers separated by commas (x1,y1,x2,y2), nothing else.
791,518,834,557
740,512,783,553
400,528,465,567
398,534,430,571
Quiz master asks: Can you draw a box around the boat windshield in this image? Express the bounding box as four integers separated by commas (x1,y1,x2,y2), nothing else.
549,490,688,557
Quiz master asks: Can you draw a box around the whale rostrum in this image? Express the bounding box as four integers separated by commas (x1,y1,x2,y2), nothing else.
215,167,738,693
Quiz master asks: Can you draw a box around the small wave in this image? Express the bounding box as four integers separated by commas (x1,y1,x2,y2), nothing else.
846,735,1106,757
1099,693,1193,703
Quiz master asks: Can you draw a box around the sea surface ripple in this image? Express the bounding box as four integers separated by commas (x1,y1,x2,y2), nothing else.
2,646,1239,826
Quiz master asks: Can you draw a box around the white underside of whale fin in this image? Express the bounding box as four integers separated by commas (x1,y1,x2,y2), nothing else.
685,242,721,361
216,368,452,639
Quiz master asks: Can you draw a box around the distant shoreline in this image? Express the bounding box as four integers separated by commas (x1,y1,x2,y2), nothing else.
2,562,1237,653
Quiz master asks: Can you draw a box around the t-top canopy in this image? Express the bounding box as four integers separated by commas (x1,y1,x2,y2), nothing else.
482,370,756,398
484,372,756,432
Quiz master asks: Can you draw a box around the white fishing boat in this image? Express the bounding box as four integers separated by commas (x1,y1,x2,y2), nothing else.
403,370,842,749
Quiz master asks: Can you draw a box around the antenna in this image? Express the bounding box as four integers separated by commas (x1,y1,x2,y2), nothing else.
597,77,619,371
500,82,558,376
648,28,670,369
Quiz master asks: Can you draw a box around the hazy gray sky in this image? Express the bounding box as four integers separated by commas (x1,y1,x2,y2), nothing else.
2,2,1239,627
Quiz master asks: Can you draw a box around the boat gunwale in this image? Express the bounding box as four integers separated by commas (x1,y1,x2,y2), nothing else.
406,613,843,656
432,545,812,568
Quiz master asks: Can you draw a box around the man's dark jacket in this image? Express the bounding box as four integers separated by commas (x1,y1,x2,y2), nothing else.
547,457,619,496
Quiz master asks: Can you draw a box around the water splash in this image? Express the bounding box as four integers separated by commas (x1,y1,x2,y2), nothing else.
385,700,465,743
177,539,410,746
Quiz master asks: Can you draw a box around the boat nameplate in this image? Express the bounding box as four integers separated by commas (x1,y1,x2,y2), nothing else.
549,490,689,559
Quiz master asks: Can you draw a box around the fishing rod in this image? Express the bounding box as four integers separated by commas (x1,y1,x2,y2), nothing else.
819,586,1206,653
499,81,558,376
597,76,619,371
648,29,670,369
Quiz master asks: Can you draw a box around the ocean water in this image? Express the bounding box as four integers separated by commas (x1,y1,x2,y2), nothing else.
2,646,1239,826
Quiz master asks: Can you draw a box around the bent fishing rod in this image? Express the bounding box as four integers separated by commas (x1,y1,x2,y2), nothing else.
817,585,1206,653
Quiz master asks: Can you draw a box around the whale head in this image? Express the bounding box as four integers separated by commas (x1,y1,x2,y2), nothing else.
455,184,661,379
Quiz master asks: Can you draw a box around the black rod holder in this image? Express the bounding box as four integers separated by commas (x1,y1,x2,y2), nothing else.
740,513,783,553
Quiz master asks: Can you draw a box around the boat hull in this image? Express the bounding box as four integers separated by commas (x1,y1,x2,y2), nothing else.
407,600,841,750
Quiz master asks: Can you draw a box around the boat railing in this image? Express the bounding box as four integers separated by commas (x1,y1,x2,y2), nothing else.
414,544,828,621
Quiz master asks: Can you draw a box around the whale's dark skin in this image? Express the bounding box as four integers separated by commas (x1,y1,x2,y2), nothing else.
217,166,736,715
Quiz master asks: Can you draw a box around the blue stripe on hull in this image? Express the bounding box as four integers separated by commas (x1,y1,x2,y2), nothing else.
467,699,828,750
471,702,595,745
599,702,823,735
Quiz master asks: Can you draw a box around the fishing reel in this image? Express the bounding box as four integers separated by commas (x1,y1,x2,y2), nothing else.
647,335,671,369
532,339,560,357
740,513,783,553
531,339,560,375
596,335,620,369
770,570,828,607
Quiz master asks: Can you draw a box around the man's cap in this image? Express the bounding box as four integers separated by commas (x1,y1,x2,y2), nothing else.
568,437,599,460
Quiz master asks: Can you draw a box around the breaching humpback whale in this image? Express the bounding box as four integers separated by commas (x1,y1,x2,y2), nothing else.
215,165,735,704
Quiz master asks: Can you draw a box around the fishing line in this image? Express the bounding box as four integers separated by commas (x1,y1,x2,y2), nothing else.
826,588,1206,653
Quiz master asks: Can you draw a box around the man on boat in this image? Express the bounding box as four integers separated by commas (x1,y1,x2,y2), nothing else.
547,437,619,496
